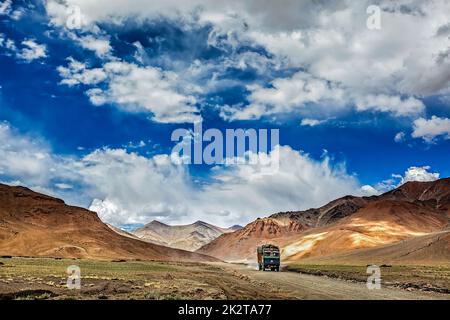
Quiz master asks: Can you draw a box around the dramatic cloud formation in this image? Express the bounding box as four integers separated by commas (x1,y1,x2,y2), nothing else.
43,0,450,130
0,1,448,228
0,122,365,226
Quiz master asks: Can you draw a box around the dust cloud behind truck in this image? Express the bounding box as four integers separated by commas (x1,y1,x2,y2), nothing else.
257,244,280,271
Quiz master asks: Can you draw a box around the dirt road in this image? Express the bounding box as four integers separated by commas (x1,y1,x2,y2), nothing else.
220,263,450,300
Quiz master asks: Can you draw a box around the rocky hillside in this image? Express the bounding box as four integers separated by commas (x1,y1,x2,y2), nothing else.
198,178,450,264
0,184,217,262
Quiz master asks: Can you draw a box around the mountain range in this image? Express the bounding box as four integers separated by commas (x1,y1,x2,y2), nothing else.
132,220,242,251
1,178,449,266
197,178,450,265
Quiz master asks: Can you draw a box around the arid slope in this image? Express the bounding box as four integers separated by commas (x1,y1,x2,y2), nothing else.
198,178,450,263
0,184,217,262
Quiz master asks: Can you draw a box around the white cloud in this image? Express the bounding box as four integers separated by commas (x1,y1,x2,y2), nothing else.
412,116,450,143
84,146,362,226
394,131,406,143
0,123,51,185
4,38,16,51
300,118,327,127
55,183,73,190
16,39,47,62
221,71,346,120
401,166,440,184
360,184,379,196
58,59,201,123
57,57,107,86
0,123,87,204
355,95,425,117
76,35,112,58
0,0,11,16
220,73,425,121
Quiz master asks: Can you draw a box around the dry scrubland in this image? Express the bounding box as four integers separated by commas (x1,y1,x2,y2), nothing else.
0,257,292,300
1,257,450,300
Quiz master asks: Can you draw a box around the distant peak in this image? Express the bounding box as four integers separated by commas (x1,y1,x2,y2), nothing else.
193,220,210,226
146,220,169,227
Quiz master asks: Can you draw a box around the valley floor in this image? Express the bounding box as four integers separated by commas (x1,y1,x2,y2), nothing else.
0,257,449,300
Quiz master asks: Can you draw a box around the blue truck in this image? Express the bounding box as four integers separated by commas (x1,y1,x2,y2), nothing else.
257,244,280,271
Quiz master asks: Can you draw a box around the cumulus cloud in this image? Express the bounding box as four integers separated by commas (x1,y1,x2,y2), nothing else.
412,116,450,143
0,36,16,52
221,73,425,121
74,35,112,58
355,95,425,117
57,57,107,86
58,59,201,123
0,37,47,63
16,39,47,62
221,71,346,120
400,166,440,184
68,145,363,226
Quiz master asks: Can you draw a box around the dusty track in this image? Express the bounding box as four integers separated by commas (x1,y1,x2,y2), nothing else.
219,263,450,300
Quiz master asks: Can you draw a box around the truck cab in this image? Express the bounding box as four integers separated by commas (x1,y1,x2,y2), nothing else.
257,244,280,271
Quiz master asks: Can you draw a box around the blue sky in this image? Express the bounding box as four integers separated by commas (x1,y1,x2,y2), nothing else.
0,0,449,227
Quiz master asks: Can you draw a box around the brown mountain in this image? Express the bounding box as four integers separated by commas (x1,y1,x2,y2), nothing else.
198,178,450,264
132,220,242,251
296,230,450,266
282,199,448,262
197,195,375,261
0,184,217,262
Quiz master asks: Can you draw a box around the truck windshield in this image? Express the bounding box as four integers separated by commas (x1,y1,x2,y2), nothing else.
263,251,279,257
